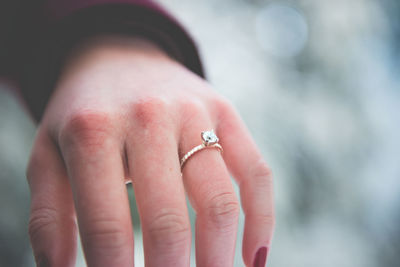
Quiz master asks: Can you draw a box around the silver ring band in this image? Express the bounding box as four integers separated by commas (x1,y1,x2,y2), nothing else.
180,130,223,170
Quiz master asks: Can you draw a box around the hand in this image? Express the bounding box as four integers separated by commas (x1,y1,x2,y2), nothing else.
26,36,274,267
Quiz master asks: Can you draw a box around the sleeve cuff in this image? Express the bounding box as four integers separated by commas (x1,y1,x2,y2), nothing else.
17,2,204,122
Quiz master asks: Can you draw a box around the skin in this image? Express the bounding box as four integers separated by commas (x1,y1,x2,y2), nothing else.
26,35,275,267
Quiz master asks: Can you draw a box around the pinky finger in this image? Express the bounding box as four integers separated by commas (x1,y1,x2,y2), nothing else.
27,131,77,266
217,102,275,267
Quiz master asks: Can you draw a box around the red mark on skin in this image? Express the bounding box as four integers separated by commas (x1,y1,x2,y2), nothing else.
60,112,116,153
132,98,169,130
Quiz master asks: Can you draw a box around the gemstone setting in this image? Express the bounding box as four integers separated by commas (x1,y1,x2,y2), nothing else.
201,130,219,146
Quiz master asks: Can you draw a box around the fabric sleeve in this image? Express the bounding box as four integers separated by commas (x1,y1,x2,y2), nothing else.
0,0,204,122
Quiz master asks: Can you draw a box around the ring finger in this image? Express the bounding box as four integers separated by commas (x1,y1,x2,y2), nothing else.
180,115,240,267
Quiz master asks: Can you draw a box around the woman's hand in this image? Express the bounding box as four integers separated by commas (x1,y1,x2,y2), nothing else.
26,36,274,267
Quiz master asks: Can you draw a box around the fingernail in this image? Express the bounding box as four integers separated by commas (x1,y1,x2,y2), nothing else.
253,246,268,267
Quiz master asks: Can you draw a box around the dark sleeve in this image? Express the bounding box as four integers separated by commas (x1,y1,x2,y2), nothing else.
0,0,204,122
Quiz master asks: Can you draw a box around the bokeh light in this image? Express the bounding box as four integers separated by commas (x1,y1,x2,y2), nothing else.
255,4,308,58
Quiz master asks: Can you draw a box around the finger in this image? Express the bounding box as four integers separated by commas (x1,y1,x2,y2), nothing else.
126,104,191,267
217,103,275,267
180,115,240,267
27,131,77,267
59,114,134,266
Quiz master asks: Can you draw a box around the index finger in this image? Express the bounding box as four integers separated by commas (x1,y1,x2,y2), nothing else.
59,114,134,266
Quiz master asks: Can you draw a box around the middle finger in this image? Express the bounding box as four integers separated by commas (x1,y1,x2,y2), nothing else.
126,107,191,266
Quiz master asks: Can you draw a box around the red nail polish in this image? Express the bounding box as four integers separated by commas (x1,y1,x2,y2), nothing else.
253,247,268,267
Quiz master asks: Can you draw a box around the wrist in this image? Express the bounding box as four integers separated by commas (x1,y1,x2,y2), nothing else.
76,34,169,56
61,35,173,77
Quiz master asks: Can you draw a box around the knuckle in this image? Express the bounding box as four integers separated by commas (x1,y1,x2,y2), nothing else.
179,99,209,129
214,97,238,131
180,98,207,118
59,111,114,149
214,97,235,117
179,99,208,127
255,213,276,230
83,219,129,250
146,209,190,248
264,213,276,229
249,159,273,188
247,159,275,227
204,191,240,230
132,98,171,130
28,206,59,242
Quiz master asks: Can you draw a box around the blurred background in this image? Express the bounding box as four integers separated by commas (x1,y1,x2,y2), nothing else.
1,0,399,266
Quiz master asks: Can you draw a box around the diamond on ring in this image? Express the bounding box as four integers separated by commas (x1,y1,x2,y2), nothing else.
180,129,223,170
201,130,219,145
